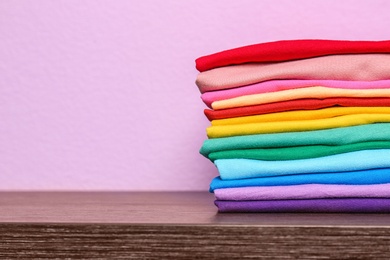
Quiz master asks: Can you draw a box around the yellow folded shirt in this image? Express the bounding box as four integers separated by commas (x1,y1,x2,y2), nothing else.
211,107,390,126
212,86,390,110
207,114,390,138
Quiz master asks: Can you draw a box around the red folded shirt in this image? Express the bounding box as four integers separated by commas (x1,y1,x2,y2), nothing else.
196,39,390,72
204,97,390,121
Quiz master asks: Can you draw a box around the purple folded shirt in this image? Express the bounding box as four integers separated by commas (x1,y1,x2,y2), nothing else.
214,184,390,201
215,199,390,213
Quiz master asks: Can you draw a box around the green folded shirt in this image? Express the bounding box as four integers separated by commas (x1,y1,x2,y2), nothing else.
207,141,390,161
200,123,390,156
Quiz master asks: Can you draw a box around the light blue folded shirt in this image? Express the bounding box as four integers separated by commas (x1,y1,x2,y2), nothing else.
215,149,390,180
209,168,390,192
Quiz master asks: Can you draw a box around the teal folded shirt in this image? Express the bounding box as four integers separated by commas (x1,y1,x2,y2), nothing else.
200,123,390,156
215,149,390,180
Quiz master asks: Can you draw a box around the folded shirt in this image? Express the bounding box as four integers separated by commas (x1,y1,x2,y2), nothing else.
196,54,390,93
211,107,390,126
214,198,390,213
214,183,390,201
195,39,390,72
201,123,390,156
204,97,390,121
208,141,390,161
201,79,390,108
207,114,390,138
212,87,390,110
215,149,390,180
209,168,390,192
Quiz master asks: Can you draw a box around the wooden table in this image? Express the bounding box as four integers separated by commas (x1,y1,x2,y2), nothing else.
1,192,390,259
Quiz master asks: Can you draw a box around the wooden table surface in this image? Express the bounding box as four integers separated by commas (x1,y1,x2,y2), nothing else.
2,192,390,259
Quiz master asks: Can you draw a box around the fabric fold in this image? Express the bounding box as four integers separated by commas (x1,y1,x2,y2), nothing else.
196,54,390,93
204,97,390,121
212,87,390,110
215,198,390,213
215,149,390,180
208,141,390,161
209,168,390,192
202,79,390,108
196,39,390,72
211,107,390,126
207,114,390,138
200,123,390,156
214,183,390,201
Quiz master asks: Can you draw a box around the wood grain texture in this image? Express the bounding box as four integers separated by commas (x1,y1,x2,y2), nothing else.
2,192,390,258
2,192,390,225
2,224,390,259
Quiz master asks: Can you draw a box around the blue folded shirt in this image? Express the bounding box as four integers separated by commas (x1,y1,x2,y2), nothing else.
209,168,390,192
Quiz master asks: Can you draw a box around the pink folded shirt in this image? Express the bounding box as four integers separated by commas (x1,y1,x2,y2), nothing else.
201,79,390,108
214,183,390,201
196,54,390,93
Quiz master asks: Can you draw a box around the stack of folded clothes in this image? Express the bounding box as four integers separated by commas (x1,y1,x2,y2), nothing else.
195,39,390,213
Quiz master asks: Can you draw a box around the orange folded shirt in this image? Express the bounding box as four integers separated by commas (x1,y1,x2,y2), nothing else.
204,97,390,121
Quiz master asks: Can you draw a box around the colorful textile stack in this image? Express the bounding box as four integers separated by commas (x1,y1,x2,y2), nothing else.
195,39,390,213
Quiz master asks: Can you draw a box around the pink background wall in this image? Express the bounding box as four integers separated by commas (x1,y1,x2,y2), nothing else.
1,0,390,191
